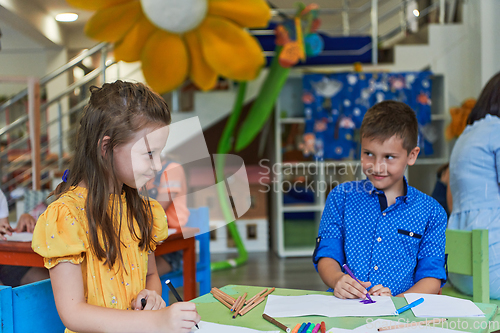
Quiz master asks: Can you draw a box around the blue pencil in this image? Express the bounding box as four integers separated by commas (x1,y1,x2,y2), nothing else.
300,323,311,333
394,297,424,315
297,323,307,333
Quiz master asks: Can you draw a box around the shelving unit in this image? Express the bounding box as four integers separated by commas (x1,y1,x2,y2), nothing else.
271,73,449,258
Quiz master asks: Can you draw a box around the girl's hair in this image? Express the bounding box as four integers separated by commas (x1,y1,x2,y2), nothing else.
467,72,500,125
52,80,171,268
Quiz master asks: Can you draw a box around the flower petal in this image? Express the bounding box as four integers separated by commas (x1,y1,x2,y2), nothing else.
114,15,157,62
184,32,217,91
198,16,265,81
66,0,132,11
208,0,271,28
141,31,188,94
84,1,141,42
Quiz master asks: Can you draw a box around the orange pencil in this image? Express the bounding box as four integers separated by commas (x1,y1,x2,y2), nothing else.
321,321,326,333
212,293,232,309
291,323,301,333
231,296,243,312
232,293,247,318
239,295,266,316
246,288,268,305
212,288,236,305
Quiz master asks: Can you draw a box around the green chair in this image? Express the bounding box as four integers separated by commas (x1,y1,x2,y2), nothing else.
441,229,490,303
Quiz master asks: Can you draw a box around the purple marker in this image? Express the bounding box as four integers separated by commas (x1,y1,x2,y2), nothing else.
342,264,375,304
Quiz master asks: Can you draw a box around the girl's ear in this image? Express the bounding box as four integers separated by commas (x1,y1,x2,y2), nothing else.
100,136,111,157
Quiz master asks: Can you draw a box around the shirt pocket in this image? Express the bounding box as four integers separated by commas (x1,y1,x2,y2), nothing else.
396,228,422,259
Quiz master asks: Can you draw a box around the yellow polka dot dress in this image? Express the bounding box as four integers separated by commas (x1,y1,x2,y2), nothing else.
32,186,168,332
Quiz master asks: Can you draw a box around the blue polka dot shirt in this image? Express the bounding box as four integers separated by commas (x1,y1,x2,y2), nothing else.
313,177,447,296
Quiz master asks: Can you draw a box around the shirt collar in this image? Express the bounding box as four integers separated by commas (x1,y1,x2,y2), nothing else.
365,176,411,204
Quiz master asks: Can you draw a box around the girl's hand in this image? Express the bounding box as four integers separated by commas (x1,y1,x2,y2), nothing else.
156,302,200,333
334,274,371,299
369,284,392,296
132,289,166,310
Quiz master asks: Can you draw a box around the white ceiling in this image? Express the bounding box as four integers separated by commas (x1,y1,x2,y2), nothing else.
0,0,362,52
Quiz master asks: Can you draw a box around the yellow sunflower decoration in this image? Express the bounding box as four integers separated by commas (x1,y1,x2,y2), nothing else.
67,0,271,93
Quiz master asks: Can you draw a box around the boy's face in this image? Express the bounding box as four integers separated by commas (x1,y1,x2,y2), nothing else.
361,135,420,194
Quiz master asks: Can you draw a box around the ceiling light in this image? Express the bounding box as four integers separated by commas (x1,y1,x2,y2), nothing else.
55,13,78,22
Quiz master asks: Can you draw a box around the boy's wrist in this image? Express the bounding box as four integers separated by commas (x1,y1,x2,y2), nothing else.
331,270,346,289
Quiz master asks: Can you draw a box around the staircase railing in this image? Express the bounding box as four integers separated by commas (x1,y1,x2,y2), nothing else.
0,43,113,193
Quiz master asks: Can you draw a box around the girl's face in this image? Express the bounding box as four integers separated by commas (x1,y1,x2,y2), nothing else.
113,125,169,190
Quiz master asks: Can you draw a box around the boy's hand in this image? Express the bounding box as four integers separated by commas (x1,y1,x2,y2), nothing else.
369,284,392,296
0,218,13,240
156,302,200,333
132,289,166,310
334,274,371,299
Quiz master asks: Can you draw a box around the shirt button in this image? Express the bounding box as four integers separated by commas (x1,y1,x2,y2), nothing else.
377,237,382,242
382,213,386,216
409,232,414,237
374,266,379,270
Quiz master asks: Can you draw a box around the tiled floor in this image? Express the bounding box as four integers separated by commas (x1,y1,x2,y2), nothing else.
210,252,327,292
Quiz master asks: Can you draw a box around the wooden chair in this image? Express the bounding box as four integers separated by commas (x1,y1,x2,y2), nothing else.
441,229,490,303
160,207,211,303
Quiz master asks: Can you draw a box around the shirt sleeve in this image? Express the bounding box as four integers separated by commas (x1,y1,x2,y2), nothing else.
492,129,500,184
0,190,8,219
313,185,346,271
414,201,447,285
149,200,169,251
31,202,87,269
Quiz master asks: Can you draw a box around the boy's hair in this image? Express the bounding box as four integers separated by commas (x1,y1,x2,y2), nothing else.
360,100,418,154
467,71,500,125
52,80,171,268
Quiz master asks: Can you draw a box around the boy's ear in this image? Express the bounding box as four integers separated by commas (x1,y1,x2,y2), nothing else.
407,146,420,166
100,136,111,157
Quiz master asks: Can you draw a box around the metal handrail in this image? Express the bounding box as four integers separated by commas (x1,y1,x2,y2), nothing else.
0,42,109,114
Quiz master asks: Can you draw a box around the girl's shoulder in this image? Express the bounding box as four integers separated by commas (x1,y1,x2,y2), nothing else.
42,187,87,219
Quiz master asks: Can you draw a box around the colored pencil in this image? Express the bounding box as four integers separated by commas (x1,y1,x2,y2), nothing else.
291,323,302,333
262,313,291,333
320,321,326,333
211,292,232,309
232,293,247,318
166,279,199,329
297,323,306,333
377,318,447,331
212,287,236,304
238,287,275,316
246,288,268,305
311,323,321,333
231,296,243,311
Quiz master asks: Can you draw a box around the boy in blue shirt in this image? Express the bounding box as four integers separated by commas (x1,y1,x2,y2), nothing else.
313,101,447,298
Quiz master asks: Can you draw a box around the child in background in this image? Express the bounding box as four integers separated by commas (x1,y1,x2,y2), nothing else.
313,101,447,299
0,189,49,286
32,81,200,333
146,155,190,275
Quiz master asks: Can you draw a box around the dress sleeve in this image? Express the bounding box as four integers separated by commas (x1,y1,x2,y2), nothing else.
149,200,169,251
32,202,87,269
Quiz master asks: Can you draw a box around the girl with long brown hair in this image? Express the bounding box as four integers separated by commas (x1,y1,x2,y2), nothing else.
32,80,200,332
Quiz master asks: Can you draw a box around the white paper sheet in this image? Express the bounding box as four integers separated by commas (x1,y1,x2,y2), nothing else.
189,321,279,333
3,232,33,242
263,295,396,318
404,293,484,317
326,319,465,333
